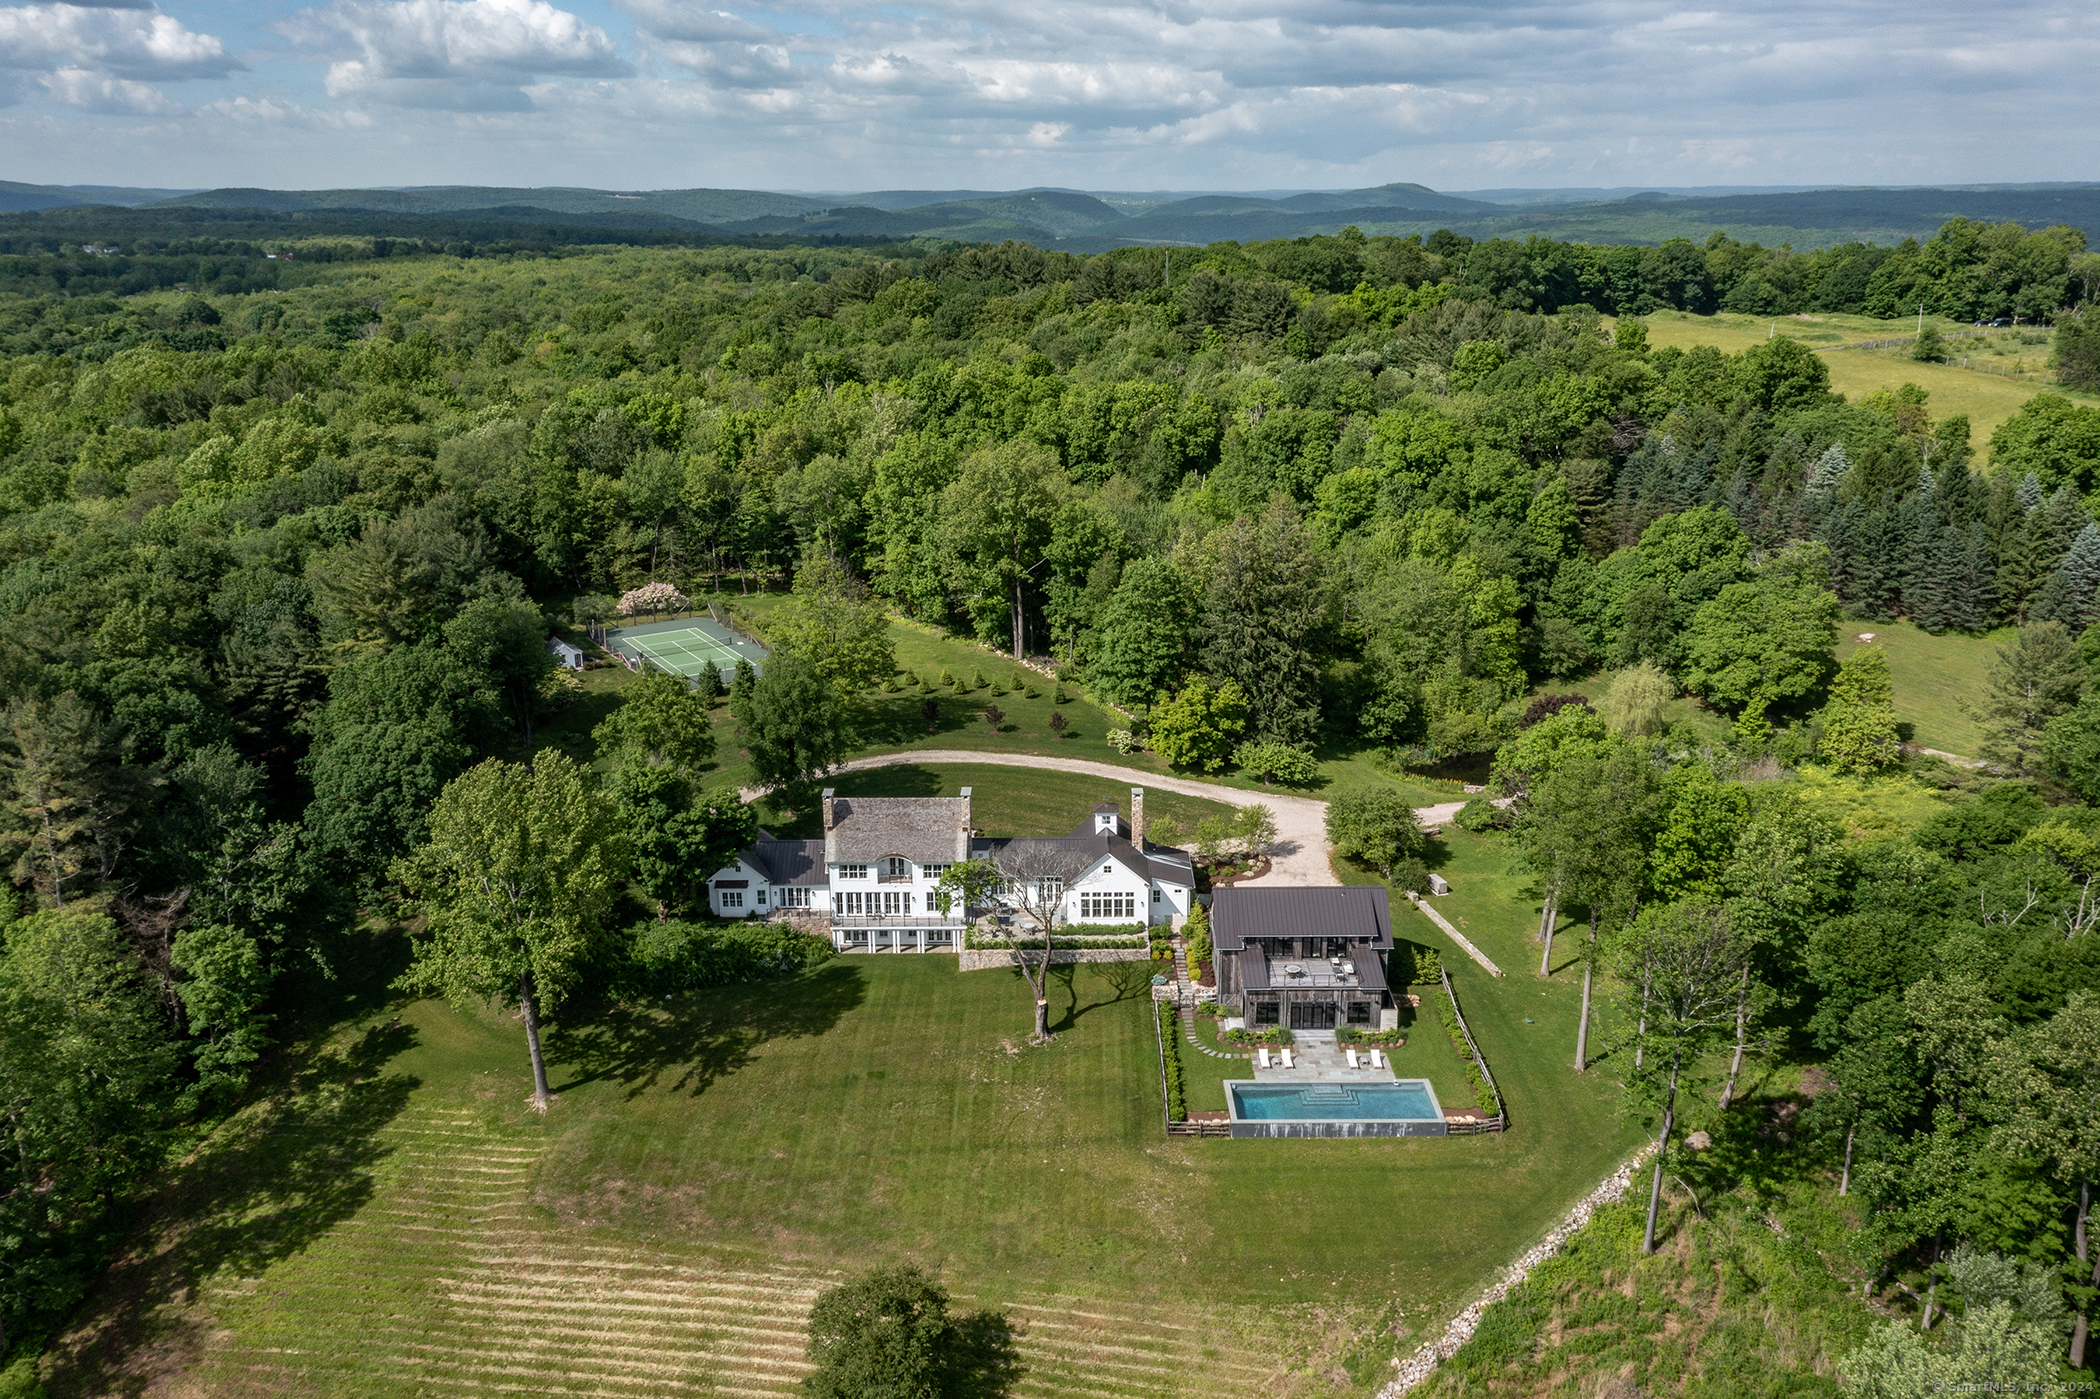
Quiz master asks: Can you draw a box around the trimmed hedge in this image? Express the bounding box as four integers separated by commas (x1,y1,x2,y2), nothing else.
1157,1001,1187,1122
1435,976,1502,1116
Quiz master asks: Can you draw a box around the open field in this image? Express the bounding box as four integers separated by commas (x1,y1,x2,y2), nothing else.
1833,617,2010,758
1635,310,2100,460
50,869,1643,1399
764,760,1241,839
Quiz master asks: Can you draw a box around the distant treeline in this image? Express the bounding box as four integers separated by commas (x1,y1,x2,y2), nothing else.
0,204,908,298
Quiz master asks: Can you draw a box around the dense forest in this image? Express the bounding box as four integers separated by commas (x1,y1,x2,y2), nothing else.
3,213,2100,1387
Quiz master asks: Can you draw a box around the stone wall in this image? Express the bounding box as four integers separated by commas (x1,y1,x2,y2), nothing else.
958,947,1154,972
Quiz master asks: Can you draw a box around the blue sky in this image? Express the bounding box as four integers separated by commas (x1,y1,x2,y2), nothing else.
2,0,2096,193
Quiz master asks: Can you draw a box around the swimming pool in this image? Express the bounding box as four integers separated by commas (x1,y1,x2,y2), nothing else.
1226,1079,1446,1137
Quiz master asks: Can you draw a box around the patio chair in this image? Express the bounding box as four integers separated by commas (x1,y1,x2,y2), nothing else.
1257,1047,1272,1069
1346,1048,1360,1070
1369,1049,1384,1069
1281,1047,1295,1069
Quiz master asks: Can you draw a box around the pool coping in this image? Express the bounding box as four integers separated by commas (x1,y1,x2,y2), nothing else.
1223,1077,1449,1138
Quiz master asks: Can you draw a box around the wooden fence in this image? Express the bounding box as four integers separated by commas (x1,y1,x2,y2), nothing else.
1441,968,1508,1135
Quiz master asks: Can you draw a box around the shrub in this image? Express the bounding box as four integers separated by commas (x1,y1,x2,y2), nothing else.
1520,692,1592,728
939,667,956,687
1023,684,1040,699
1106,728,1140,754
971,669,987,689
1454,795,1506,831
1184,902,1211,971
983,704,1005,728
1052,683,1069,704
1157,1001,1187,1121
1048,710,1068,736
624,919,833,995
1233,739,1320,787
1390,857,1430,894
617,581,688,616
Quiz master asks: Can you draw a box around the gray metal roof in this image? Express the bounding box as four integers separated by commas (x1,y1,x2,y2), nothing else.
750,839,826,886
973,830,1192,886
1209,886,1394,951
1240,942,1270,991
828,796,970,865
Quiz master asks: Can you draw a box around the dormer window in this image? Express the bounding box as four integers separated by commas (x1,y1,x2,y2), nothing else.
1093,810,1117,834
881,856,910,881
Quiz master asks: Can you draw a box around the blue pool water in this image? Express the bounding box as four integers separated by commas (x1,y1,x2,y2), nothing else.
1231,1080,1441,1122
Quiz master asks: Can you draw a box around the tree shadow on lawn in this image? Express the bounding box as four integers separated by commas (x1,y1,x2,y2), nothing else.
947,1308,1026,1399
43,1021,420,1399
548,962,868,1101
1046,959,1154,1034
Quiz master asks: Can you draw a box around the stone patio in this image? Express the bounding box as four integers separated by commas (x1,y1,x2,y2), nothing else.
1246,1032,1396,1083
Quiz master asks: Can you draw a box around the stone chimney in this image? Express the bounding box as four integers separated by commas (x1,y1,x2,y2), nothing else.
1130,787,1145,847
822,788,837,831
821,787,838,868
958,787,973,860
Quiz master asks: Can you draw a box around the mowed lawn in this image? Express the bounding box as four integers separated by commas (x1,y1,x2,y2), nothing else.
50,932,1642,1399
1834,618,2010,759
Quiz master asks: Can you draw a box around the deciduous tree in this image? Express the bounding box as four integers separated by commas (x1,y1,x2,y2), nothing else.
394,753,627,1109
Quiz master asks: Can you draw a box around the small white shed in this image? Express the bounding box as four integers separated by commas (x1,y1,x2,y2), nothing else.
547,637,585,670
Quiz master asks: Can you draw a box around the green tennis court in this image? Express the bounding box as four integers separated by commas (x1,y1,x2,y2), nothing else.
605,617,766,681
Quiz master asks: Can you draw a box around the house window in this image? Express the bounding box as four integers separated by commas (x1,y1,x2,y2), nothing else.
923,864,948,881
840,864,868,880
1348,1002,1373,1024
881,891,909,916
1079,892,1136,920
780,887,812,909
1254,1000,1280,1025
1151,888,1161,904
836,892,862,914
883,856,910,880
720,891,744,909
755,889,767,906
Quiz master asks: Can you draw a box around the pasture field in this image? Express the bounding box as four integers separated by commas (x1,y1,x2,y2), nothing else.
48,856,1640,1399
1833,617,2010,759
1635,310,2100,460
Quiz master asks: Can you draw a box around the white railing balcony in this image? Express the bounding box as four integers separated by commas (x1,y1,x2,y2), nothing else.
829,913,965,929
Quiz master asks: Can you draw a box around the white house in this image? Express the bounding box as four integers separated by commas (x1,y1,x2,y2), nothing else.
546,636,585,670
706,786,1195,952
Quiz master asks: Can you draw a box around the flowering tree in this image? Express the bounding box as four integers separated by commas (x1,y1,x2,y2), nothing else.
618,582,688,616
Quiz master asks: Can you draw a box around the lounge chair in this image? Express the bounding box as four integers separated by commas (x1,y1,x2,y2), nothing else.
1257,1047,1272,1069
1281,1047,1295,1069
1370,1049,1384,1069
1346,1048,1360,1070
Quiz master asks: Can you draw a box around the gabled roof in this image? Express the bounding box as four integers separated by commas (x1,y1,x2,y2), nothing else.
750,839,826,887
828,796,970,865
973,830,1194,886
1210,886,1394,951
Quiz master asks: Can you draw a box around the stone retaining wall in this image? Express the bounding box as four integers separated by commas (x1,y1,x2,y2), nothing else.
957,947,1154,972
1375,1146,1656,1396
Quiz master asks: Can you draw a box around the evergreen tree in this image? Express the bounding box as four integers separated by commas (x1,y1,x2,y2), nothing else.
1806,443,1849,496
2017,470,2045,515
1973,622,2086,774
1953,523,2001,633
2059,521,2100,626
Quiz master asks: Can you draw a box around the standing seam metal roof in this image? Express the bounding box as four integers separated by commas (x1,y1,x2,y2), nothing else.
1209,886,1394,951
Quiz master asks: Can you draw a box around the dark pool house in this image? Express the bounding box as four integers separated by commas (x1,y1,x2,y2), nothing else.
1211,886,1399,1031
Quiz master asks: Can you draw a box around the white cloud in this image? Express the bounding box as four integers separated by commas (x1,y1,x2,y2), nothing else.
282,0,630,108
40,62,176,110
5,0,2099,191
0,2,237,79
